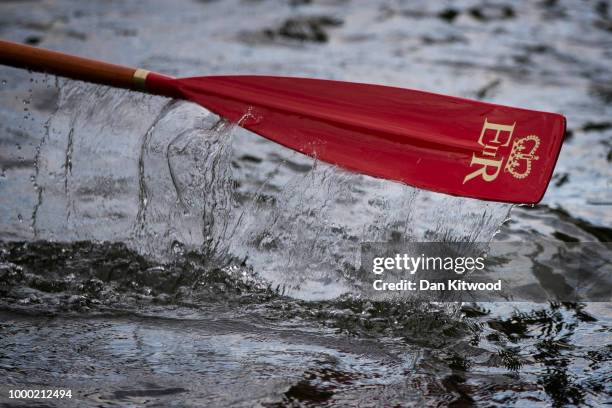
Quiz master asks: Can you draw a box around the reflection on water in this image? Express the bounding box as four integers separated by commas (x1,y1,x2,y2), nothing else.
0,241,610,406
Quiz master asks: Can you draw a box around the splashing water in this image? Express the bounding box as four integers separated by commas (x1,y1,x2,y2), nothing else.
2,80,511,300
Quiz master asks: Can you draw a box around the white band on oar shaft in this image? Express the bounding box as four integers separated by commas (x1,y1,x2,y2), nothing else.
132,68,150,90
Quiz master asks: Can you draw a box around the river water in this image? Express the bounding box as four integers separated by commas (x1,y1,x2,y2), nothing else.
0,0,611,406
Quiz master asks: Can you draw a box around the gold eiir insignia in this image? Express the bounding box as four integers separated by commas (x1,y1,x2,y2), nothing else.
463,118,541,184
504,135,540,179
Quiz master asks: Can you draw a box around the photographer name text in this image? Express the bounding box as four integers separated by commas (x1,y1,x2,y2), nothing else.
372,279,502,291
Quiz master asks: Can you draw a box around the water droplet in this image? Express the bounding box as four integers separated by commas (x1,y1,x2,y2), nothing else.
1,80,6,85
171,241,185,256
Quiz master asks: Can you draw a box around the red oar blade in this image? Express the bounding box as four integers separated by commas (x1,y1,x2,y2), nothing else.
148,74,565,204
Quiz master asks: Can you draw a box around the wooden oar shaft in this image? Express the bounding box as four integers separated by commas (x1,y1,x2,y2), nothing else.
0,39,171,94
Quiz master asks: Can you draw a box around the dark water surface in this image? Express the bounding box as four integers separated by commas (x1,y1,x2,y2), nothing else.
0,0,611,406
1,240,611,406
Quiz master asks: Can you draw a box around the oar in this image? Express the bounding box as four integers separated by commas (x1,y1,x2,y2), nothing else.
0,39,565,204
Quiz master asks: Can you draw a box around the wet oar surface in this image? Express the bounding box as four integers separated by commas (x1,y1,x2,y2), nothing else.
0,0,611,406
0,40,566,204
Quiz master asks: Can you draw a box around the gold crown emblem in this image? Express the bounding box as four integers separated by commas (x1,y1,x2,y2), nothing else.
504,135,540,179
